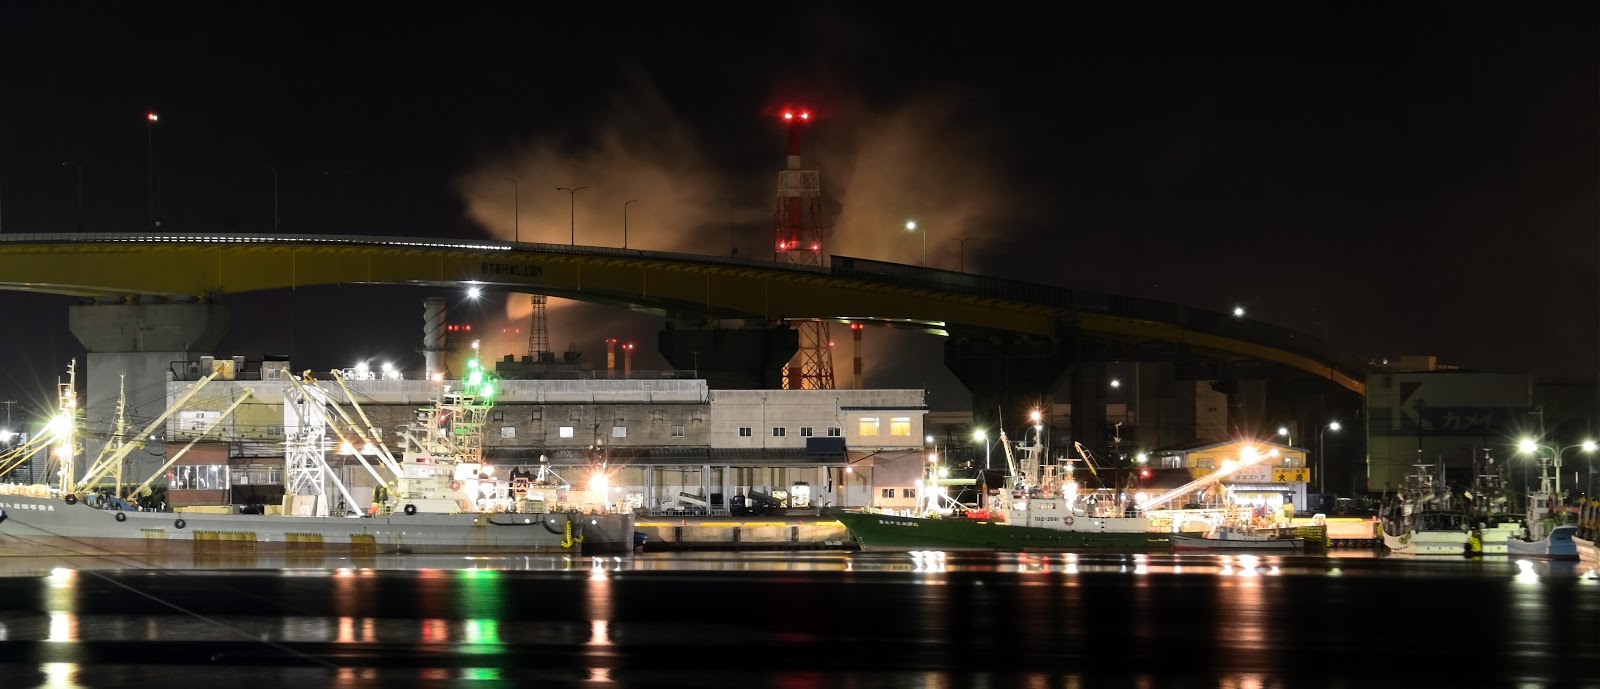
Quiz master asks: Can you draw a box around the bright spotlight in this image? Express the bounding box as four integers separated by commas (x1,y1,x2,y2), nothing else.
1329,421,1342,432
466,286,482,299
905,220,917,231
1110,379,1121,388
1585,441,1598,453
1233,306,1245,317
1518,439,1538,454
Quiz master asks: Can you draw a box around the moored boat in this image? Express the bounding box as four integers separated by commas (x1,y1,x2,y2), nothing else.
0,359,635,557
1171,524,1304,551
833,424,1168,552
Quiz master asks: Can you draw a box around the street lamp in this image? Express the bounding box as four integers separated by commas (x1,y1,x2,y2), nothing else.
60,162,84,230
952,236,976,272
265,165,280,232
1316,421,1341,494
623,199,639,249
501,177,519,242
1517,438,1598,496
556,186,589,245
146,112,158,228
1232,306,1245,317
906,220,925,266
974,429,990,470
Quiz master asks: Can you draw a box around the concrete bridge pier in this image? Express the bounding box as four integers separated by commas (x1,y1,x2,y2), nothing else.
658,320,798,389
943,330,1072,452
68,299,231,479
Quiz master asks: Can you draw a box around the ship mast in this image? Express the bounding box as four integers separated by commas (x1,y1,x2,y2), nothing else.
51,360,80,495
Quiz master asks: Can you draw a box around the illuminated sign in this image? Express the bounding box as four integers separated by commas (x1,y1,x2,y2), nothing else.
1272,468,1310,483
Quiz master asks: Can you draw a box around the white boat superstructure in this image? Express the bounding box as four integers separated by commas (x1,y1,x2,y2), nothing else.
993,432,1150,535
0,358,635,556
1382,463,1469,556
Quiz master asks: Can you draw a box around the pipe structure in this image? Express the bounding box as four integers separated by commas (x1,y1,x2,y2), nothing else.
422,297,447,379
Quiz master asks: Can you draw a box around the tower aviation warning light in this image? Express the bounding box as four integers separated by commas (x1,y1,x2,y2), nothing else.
774,106,835,390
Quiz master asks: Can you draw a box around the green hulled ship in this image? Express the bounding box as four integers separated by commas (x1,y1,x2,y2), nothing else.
834,425,1170,552
834,509,1170,552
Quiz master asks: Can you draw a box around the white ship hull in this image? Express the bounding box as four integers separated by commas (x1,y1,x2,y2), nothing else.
0,493,635,557
1383,530,1469,556
1170,534,1303,551
1575,535,1598,564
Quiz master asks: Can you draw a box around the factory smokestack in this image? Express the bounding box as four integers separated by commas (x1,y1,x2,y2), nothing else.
623,342,635,379
422,297,447,379
606,338,617,379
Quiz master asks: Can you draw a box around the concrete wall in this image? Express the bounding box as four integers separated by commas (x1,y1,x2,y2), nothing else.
708,389,927,450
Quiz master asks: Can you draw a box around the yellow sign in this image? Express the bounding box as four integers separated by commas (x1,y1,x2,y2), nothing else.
1273,467,1310,483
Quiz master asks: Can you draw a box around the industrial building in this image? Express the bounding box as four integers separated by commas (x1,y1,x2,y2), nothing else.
156,360,928,514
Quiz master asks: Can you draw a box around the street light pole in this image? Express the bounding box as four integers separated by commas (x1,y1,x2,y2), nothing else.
953,236,976,272
501,177,519,242
557,186,588,245
623,199,639,249
906,220,924,266
61,162,83,230
265,165,279,232
1317,421,1341,494
146,112,158,228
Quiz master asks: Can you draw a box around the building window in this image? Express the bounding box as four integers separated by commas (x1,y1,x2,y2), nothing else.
880,488,895,498
800,426,814,437
739,427,752,437
569,409,583,421
1197,457,1214,469
492,410,504,422
177,410,220,433
168,465,228,490
612,426,627,438
858,417,880,436
671,425,686,439
559,426,575,439
904,488,917,499
650,410,665,422
500,426,516,439
772,427,786,437
828,426,842,437
890,417,911,437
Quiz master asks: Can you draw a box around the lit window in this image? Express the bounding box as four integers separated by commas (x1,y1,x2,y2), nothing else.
859,417,880,436
880,488,895,498
739,427,752,437
800,426,814,437
559,426,575,439
828,427,842,437
612,426,627,438
889,417,911,437
772,427,786,437
904,488,917,499
500,426,516,439
671,425,686,439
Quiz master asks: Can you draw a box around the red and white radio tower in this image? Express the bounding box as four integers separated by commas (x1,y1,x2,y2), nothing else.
774,107,835,390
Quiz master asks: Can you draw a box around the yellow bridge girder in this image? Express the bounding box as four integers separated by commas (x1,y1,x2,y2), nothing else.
0,235,1364,395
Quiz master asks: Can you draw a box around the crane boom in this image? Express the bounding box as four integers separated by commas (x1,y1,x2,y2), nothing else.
126,390,254,502
75,372,219,495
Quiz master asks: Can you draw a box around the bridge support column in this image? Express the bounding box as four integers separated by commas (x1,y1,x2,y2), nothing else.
943,331,1071,448
1070,363,1110,461
658,322,798,389
68,300,231,482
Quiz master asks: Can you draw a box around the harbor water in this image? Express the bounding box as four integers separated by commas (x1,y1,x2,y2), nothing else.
0,551,1596,687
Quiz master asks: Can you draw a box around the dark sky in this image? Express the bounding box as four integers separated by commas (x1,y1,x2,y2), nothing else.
0,2,1596,416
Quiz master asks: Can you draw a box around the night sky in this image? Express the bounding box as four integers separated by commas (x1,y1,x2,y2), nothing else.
0,2,1596,419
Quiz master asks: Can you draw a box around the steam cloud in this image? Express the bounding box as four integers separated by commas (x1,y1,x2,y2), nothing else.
453,76,1028,388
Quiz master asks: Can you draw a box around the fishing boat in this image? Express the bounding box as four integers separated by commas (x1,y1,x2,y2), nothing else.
1575,498,1599,564
833,424,1169,552
1381,463,1471,556
1505,460,1578,560
1170,524,1304,551
0,360,635,557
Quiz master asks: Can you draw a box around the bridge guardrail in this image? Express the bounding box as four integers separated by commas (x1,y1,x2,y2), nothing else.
830,255,1366,377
